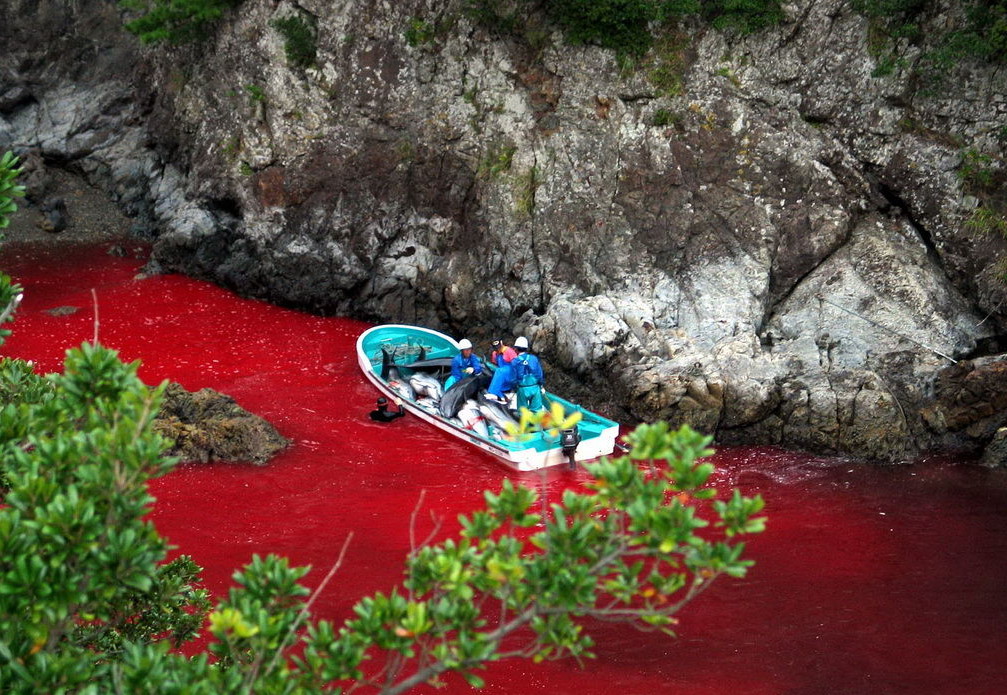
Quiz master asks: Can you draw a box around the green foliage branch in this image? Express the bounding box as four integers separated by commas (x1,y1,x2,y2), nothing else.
462,0,784,57
119,0,244,44
0,152,25,344
0,152,25,233
0,342,211,692
853,0,1007,79
271,14,317,68
191,422,765,693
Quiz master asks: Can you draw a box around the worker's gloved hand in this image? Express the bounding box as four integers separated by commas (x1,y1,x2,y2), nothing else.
464,367,474,374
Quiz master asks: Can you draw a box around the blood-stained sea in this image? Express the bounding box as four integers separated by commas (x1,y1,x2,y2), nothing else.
2,239,1005,695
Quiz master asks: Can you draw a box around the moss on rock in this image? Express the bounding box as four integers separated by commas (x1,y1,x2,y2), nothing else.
154,382,290,464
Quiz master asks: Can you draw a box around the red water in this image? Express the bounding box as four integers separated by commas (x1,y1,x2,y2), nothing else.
2,239,1006,694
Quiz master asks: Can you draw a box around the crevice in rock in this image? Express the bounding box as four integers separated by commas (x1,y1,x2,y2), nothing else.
207,196,243,229
962,333,1007,360
617,93,656,104
0,89,36,116
876,180,947,274
756,234,851,343
874,178,1002,350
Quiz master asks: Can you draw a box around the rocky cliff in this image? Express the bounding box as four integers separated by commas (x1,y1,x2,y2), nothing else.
2,0,1006,461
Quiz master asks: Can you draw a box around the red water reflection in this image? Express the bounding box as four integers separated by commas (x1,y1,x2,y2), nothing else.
2,239,1006,694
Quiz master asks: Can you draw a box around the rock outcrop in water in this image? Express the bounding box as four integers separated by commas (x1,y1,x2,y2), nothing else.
155,382,290,465
2,0,1006,462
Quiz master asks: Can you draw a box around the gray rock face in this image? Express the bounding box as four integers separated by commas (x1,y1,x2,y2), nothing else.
2,0,1006,460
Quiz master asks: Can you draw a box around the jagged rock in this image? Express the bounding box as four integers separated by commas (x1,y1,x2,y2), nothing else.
44,305,79,316
921,356,1007,454
38,197,67,233
981,428,1007,469
154,382,290,465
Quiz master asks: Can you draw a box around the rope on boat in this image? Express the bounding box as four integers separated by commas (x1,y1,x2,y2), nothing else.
815,294,957,364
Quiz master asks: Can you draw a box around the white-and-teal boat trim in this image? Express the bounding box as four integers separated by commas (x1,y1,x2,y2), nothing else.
356,324,620,471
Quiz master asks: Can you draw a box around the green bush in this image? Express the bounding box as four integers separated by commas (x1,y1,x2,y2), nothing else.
703,0,785,35
540,0,672,56
0,151,25,232
404,17,437,46
272,14,317,68
463,0,782,57
854,0,1007,84
958,148,997,191
652,107,680,126
478,143,517,178
462,0,525,36
119,0,244,44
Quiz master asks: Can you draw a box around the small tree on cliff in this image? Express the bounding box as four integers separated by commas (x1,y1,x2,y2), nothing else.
0,155,766,692
119,0,244,44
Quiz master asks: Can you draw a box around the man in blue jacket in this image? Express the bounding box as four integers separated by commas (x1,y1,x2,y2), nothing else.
510,336,544,411
446,338,483,389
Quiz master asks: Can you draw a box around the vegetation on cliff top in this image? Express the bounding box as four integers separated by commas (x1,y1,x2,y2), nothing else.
854,0,1007,78
120,0,786,57
464,0,784,56
120,0,243,44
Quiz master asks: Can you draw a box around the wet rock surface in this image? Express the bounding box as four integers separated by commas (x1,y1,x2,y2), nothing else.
2,0,1006,460
154,382,290,465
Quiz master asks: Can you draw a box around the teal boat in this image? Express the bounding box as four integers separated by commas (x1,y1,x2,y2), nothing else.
356,324,620,471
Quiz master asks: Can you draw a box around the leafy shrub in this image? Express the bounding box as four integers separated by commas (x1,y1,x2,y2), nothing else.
652,107,678,125
0,151,25,232
959,148,997,192
244,84,266,103
463,0,783,58
462,0,525,36
540,0,672,56
404,17,436,46
703,0,785,35
119,0,244,44
478,143,518,178
271,14,317,68
854,0,1007,85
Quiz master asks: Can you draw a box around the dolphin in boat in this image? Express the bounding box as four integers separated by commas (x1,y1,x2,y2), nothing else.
404,357,455,374
381,348,415,401
409,372,443,401
477,394,518,431
457,399,489,437
439,373,491,418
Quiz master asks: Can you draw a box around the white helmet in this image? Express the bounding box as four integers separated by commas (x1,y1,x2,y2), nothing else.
514,336,529,349
458,338,473,350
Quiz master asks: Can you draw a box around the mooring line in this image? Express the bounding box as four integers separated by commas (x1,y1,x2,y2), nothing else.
815,294,958,364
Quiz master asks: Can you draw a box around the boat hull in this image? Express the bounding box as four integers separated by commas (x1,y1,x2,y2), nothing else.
356,325,619,471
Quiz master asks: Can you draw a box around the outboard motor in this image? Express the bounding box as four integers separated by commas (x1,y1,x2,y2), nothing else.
561,426,581,470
